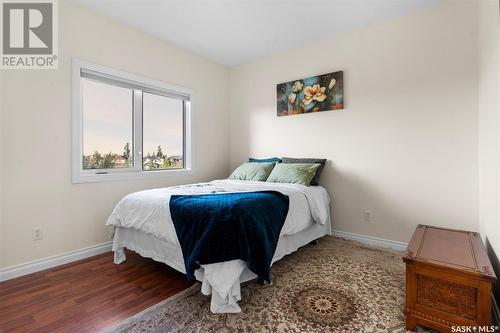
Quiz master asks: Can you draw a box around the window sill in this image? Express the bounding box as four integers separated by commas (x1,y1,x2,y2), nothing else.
72,168,194,184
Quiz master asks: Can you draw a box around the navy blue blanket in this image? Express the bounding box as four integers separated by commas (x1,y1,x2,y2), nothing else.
169,191,289,283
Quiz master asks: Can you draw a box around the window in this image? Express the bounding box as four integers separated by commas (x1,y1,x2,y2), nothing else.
72,60,192,183
142,92,184,171
82,78,134,170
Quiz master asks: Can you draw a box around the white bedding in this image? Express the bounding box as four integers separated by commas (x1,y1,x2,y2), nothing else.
106,179,331,313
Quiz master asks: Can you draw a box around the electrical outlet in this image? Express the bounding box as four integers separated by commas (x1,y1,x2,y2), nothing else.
33,227,43,241
363,210,373,223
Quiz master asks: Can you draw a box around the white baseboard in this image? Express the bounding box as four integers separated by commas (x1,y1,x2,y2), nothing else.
332,229,408,251
0,241,113,282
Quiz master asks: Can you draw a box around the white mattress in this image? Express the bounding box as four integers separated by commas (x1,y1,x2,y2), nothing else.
106,179,332,313
106,179,331,244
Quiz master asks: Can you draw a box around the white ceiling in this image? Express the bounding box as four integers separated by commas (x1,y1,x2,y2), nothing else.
74,0,437,67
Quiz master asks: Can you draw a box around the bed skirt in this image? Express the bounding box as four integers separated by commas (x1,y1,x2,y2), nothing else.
113,221,331,271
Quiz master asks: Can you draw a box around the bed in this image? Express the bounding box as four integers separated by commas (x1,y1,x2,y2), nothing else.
106,179,332,313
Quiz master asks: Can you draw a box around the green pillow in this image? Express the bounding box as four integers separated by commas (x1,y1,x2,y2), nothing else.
266,163,320,186
228,162,276,181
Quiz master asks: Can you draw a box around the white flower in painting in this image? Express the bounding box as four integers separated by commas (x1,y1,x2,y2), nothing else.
291,81,303,93
329,79,336,89
288,93,297,104
303,84,327,105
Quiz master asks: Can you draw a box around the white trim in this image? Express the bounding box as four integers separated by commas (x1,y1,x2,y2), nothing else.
71,59,194,184
0,241,112,282
332,229,408,251
133,89,143,173
73,168,195,183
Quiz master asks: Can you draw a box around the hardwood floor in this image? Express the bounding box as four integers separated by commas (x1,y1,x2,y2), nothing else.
0,250,192,333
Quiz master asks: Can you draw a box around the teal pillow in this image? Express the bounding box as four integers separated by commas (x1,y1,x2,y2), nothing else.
266,163,320,186
249,157,282,163
229,162,276,181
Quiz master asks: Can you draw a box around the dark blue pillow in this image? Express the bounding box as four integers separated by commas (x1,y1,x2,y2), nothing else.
249,157,282,163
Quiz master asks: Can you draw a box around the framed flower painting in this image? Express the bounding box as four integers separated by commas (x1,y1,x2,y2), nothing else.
277,71,343,116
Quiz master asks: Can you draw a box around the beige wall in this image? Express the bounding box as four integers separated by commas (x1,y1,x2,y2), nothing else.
478,0,500,255
0,1,230,268
228,0,479,243
1,0,492,269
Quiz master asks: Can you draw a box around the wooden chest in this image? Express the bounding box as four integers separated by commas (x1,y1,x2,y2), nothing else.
403,225,497,332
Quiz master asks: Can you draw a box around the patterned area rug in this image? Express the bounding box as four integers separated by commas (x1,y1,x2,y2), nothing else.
105,236,426,333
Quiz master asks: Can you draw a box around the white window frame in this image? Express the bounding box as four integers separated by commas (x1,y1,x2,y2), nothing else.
72,59,193,183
